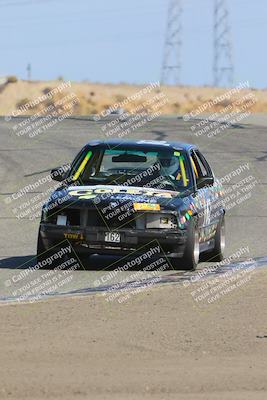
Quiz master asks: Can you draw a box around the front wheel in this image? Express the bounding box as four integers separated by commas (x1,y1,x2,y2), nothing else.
170,218,199,271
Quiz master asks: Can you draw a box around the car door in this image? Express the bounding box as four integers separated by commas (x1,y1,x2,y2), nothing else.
190,149,217,243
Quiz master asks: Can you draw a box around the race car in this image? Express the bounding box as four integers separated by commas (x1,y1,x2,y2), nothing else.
37,140,225,270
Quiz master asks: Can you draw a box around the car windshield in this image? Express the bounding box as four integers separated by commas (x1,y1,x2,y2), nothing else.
70,147,193,193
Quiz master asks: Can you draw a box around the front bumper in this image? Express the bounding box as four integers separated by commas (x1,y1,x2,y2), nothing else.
39,223,187,258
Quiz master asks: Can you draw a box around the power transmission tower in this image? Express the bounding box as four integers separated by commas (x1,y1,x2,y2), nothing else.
213,0,234,86
27,63,31,80
161,0,183,85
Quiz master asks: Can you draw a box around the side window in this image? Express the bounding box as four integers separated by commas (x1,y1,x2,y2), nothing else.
190,150,208,179
196,151,213,177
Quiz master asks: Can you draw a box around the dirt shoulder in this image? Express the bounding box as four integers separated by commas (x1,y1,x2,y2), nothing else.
0,268,266,400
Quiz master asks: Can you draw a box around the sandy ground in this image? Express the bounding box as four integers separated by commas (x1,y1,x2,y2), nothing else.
0,269,266,400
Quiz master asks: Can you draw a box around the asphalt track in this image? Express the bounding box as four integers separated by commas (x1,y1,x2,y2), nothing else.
0,115,267,303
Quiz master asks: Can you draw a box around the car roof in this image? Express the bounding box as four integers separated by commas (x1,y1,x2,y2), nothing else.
86,139,197,152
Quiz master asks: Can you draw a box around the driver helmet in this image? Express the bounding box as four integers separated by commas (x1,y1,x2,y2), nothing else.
157,154,180,176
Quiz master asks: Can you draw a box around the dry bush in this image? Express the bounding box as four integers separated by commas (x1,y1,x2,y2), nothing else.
115,94,126,103
16,98,31,109
43,87,53,95
7,76,18,83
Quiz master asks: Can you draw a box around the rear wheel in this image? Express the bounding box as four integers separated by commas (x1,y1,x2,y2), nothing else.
209,215,225,262
170,218,199,271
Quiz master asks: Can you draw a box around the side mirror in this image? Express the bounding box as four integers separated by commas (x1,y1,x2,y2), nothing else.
51,164,70,182
197,176,214,189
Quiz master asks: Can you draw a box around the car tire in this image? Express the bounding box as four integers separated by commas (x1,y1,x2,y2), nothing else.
36,229,54,268
209,215,225,262
170,217,199,271
37,229,46,262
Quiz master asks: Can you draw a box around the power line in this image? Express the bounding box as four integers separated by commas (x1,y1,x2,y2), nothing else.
161,0,183,85
0,8,166,28
1,30,163,51
213,0,234,86
0,0,60,7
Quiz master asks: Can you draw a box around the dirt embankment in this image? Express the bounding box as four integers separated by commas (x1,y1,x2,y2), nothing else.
0,79,267,117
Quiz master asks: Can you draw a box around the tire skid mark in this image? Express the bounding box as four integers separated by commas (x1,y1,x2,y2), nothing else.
0,256,266,304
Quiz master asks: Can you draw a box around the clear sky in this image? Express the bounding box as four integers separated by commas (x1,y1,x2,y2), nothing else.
0,0,266,88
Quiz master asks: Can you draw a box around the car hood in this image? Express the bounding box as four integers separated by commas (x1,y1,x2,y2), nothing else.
46,184,190,211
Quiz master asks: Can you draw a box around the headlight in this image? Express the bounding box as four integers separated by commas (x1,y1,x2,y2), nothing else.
145,213,178,229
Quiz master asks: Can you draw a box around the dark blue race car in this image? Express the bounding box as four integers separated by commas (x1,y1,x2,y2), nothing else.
37,140,225,270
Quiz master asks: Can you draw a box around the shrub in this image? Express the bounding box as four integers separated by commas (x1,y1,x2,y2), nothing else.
7,75,18,83
43,87,53,95
16,98,31,108
115,94,126,102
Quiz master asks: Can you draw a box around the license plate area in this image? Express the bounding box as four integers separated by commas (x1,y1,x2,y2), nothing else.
104,232,121,243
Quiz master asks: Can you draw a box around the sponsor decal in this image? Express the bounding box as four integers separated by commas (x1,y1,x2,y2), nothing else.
63,232,84,240
68,186,178,200
178,209,193,227
133,203,160,211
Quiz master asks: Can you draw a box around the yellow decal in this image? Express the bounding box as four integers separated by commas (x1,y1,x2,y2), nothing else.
134,203,160,211
179,157,188,186
94,188,113,194
64,232,84,240
190,156,199,178
68,189,97,200
174,152,188,186
78,194,97,199
73,151,92,181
